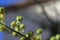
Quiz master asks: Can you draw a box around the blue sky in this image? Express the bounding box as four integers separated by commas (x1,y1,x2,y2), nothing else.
0,32,4,40
0,0,28,7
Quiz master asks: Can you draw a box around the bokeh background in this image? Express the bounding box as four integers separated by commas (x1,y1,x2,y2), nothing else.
0,0,60,40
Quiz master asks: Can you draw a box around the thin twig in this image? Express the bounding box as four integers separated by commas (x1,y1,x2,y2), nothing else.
0,22,27,38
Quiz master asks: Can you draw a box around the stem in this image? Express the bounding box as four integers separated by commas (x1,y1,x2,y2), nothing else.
0,22,27,38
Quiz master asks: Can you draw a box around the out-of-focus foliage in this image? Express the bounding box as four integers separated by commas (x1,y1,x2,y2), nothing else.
50,34,60,40
0,7,6,32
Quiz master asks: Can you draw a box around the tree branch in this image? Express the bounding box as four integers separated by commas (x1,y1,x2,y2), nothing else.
0,22,27,38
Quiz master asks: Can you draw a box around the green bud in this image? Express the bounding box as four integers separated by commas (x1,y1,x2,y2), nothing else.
35,34,42,40
29,31,34,36
11,21,16,28
15,27,19,32
0,14,4,19
20,24,25,29
50,36,56,40
19,29,24,34
35,35,40,40
36,28,43,35
0,7,5,13
1,19,5,24
16,16,23,21
16,21,20,26
12,32,17,36
20,37,25,40
35,36,40,40
26,33,30,38
0,24,6,32
26,31,34,38
56,34,60,40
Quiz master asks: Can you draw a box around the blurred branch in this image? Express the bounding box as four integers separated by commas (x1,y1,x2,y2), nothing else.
6,0,51,11
34,0,51,3
6,0,36,10
40,3,53,22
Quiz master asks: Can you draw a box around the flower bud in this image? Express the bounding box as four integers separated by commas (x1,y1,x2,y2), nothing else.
16,16,23,21
36,28,43,35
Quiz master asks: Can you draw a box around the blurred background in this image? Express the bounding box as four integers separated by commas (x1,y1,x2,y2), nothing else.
0,0,60,40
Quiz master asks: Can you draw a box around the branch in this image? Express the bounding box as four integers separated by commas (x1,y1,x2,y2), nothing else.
40,3,54,22
0,22,27,38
